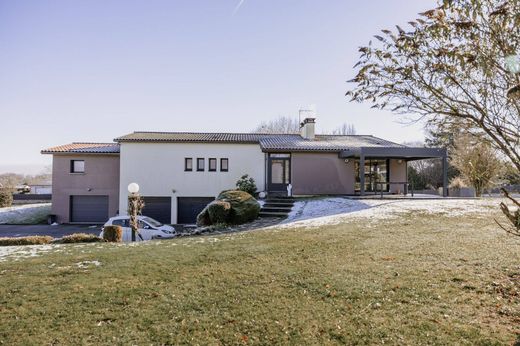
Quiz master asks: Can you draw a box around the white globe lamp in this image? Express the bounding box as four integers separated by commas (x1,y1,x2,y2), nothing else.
128,183,139,194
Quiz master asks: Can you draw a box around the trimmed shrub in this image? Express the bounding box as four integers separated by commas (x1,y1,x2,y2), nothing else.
236,174,257,195
0,190,13,208
0,236,53,246
55,233,105,244
208,201,231,224
102,225,123,242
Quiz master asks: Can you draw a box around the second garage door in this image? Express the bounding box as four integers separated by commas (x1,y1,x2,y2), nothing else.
141,197,172,224
70,195,109,223
177,197,214,224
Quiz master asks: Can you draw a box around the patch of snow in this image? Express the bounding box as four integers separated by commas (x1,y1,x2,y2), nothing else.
279,197,499,229
76,260,101,268
285,198,371,223
0,244,55,262
0,203,51,224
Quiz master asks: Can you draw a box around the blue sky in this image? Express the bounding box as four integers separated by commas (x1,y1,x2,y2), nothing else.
0,0,434,174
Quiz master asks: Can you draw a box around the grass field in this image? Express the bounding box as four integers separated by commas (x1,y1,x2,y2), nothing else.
0,205,519,345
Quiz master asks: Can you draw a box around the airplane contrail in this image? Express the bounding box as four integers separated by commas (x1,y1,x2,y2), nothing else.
232,0,246,15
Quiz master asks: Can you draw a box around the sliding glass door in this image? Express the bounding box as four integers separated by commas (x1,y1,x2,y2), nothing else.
355,159,389,193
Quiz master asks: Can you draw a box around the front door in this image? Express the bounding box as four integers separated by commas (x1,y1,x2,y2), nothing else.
268,154,291,192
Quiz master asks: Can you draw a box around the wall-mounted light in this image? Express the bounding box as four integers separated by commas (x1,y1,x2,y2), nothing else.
87,187,92,192
397,159,403,164
344,159,350,164
171,189,177,194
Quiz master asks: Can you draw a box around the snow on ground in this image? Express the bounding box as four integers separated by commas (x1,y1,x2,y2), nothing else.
281,197,499,229
0,203,51,224
0,244,56,262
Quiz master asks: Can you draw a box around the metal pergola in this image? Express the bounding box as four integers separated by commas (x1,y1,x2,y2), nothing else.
339,147,448,197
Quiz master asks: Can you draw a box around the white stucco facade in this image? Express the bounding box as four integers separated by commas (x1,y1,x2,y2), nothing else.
118,142,266,223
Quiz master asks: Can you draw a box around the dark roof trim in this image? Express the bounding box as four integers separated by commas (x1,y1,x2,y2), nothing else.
339,147,447,159
263,148,346,153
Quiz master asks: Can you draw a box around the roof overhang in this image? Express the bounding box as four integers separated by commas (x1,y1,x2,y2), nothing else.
339,147,447,160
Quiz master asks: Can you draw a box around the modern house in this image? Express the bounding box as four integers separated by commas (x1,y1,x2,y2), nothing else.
42,118,447,225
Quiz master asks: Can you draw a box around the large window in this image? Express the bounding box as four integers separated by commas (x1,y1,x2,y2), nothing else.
185,158,193,171
220,158,229,172
208,158,217,172
70,160,85,173
355,159,389,192
197,158,205,171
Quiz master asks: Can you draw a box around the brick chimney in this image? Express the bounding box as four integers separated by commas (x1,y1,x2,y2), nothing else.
300,118,316,140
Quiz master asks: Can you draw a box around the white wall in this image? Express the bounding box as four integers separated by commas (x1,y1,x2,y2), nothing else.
119,142,265,223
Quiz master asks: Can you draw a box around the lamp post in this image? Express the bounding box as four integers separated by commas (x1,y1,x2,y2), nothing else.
127,183,142,242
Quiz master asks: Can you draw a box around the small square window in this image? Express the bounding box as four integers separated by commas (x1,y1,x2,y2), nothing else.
197,158,205,171
209,158,217,172
70,160,85,173
220,158,229,172
185,158,193,171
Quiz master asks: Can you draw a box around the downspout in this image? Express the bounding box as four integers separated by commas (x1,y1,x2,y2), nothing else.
264,152,268,193
360,150,365,196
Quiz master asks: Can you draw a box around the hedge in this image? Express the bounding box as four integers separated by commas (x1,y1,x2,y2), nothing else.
0,236,53,246
54,233,105,244
0,190,13,208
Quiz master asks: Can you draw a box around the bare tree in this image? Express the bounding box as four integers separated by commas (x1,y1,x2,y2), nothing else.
330,123,357,135
252,116,300,134
451,135,501,196
346,0,520,234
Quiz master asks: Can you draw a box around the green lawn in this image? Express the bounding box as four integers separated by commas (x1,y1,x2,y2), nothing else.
0,209,519,345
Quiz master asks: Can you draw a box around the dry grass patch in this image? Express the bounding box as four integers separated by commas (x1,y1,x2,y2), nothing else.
0,235,52,246
54,233,105,244
0,209,519,345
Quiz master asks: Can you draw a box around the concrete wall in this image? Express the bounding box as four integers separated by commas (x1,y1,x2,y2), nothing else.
51,154,120,223
291,153,356,195
389,159,407,193
119,142,265,224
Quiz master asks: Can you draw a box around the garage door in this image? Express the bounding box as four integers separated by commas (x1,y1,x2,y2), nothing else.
70,195,109,223
141,197,172,224
177,197,214,224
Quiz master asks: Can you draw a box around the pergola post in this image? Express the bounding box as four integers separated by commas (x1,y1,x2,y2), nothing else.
442,153,448,197
359,154,365,196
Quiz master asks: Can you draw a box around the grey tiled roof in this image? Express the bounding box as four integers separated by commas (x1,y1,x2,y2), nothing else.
41,143,120,154
260,135,405,151
114,132,405,152
114,132,268,143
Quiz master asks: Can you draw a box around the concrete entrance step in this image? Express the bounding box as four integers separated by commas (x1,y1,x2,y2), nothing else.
266,198,296,204
259,211,289,218
263,202,294,207
261,207,292,213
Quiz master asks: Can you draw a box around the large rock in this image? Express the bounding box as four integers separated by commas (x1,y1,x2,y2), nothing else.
217,190,261,224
